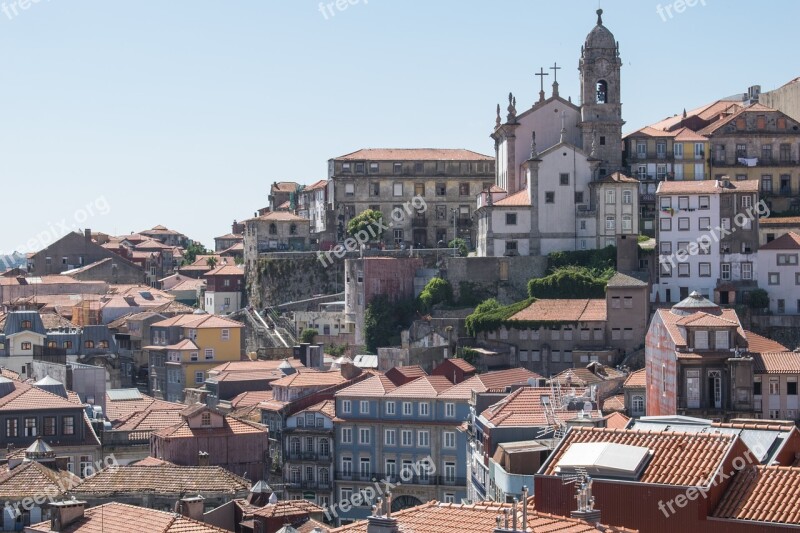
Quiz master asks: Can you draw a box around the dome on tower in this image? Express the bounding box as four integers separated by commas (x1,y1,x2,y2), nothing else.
585,9,616,50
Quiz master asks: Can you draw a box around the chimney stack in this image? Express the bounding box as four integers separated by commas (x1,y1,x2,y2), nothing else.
176,495,205,521
84,229,92,241
570,477,601,525
49,500,87,532
198,451,210,467
366,494,399,533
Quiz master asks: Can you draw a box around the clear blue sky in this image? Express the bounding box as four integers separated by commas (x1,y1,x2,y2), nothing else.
1,0,798,252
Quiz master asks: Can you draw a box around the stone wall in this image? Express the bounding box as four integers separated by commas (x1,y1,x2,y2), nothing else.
443,255,548,304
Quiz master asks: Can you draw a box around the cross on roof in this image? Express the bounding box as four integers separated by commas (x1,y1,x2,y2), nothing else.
535,67,549,93
550,62,562,83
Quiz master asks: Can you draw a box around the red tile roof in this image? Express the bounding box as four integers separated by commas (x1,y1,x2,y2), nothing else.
479,387,597,428
509,299,606,323
246,212,310,223
595,171,639,184
602,394,626,413
209,359,304,374
335,148,493,161
603,412,631,430
713,465,800,525
384,376,456,398
72,464,249,496
0,380,83,413
544,427,737,486
759,232,800,251
760,217,800,226
250,499,326,519
746,330,788,353
270,371,347,389
623,369,646,388
493,189,531,207
303,179,328,192
657,179,759,195
230,390,274,408
203,265,245,277
656,308,743,347
152,415,266,439
336,375,398,397
445,358,476,373
299,399,336,419
151,313,244,329
105,392,184,426
271,182,300,193
114,409,185,432
0,461,80,501
437,368,543,400
28,502,229,533
753,352,800,374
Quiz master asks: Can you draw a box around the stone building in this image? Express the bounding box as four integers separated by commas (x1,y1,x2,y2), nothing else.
327,148,495,249
243,211,311,265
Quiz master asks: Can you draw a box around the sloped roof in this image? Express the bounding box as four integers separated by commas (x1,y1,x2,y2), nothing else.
493,189,531,207
746,331,788,353
72,465,250,495
384,376,456,398
713,465,800,525
623,369,646,388
335,374,398,398
760,232,800,251
335,148,493,161
604,412,631,430
479,387,596,428
607,271,648,288
0,461,80,501
753,352,800,374
509,299,607,323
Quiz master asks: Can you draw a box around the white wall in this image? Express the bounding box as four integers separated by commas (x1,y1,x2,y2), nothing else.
537,144,592,251
758,249,800,314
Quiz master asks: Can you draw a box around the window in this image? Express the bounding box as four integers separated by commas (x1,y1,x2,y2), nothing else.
436,183,446,196
622,215,632,232
678,218,690,231
632,395,645,413
370,182,380,196
359,400,369,414
63,341,73,349
401,429,413,446
736,143,747,157
63,416,75,435
204,348,214,360
699,263,711,277
656,141,666,158
678,196,689,210
796,273,800,286
24,417,37,437
415,183,425,196
761,175,773,193
780,143,792,162
623,190,632,204
43,416,56,436
560,173,570,186
341,457,353,476
385,401,395,415
444,461,456,483
342,400,352,414
21,342,32,350
612,328,621,340
385,459,397,479
678,263,690,277
459,183,470,196
393,162,403,174
444,431,456,448
660,218,672,231
742,262,752,280
789,381,798,396
778,254,799,266
721,263,731,280
385,429,396,446
417,430,430,447
606,189,615,204
445,402,455,418
657,165,667,179
393,182,403,196
742,195,753,208
341,427,352,443
660,241,672,254
660,196,672,209
194,372,204,384
370,162,379,173
778,299,786,314
419,402,429,416
201,412,211,426
769,273,780,285
769,378,780,396
402,402,412,415
716,330,729,350
624,296,633,309
605,216,615,231
545,192,554,203
505,213,517,225
762,144,773,162
80,456,93,478
6,418,18,437
359,428,370,445
575,191,584,203
190,352,198,362
505,241,518,253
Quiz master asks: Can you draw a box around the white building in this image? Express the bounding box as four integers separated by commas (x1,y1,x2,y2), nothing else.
757,232,800,314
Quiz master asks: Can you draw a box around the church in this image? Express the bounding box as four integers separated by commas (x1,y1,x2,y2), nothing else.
475,9,639,257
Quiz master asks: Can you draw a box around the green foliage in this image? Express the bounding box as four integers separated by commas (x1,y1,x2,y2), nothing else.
457,281,487,308
457,348,481,368
547,245,616,274
206,257,218,268
364,294,416,352
527,266,610,300
448,238,468,257
326,343,348,357
234,255,244,265
299,328,318,344
182,241,211,266
465,298,535,336
748,289,770,310
347,209,384,241
637,235,651,243
418,277,453,312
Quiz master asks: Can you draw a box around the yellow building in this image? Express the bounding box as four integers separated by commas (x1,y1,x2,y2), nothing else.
146,314,245,402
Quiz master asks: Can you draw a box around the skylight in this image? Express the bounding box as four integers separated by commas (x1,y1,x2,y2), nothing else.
555,442,652,479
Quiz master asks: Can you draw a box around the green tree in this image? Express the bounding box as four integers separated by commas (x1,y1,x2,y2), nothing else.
448,238,468,257
347,209,385,241
527,266,609,300
326,343,348,357
418,277,453,312
206,256,218,268
364,294,416,353
748,289,770,310
182,241,211,265
300,328,318,344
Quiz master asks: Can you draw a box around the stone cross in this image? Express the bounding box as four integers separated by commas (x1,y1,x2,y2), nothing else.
549,62,561,83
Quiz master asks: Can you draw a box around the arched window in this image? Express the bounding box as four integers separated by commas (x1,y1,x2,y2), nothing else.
632,395,644,413
269,223,277,235
319,467,329,484
84,340,95,349
596,80,608,104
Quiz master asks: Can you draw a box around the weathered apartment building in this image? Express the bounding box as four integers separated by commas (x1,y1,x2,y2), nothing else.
327,148,495,249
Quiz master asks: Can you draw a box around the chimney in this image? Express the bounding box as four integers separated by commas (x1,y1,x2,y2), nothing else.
198,451,210,467
49,500,87,532
176,495,205,521
367,494,399,533
84,229,92,241
570,477,601,525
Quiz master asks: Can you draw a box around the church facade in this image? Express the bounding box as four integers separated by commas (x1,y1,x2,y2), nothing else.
476,9,638,257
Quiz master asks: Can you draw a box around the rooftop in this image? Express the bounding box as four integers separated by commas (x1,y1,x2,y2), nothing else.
334,148,493,161
760,232,800,251
72,464,250,495
509,299,607,323
713,465,800,525
623,369,646,388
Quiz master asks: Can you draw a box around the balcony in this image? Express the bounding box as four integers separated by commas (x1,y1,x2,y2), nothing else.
712,157,800,168
286,452,333,463
640,193,656,203
576,205,596,217
285,480,333,491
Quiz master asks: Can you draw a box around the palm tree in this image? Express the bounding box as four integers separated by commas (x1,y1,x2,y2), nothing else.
206,257,218,268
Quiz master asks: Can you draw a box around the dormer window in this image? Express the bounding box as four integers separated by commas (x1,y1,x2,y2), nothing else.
694,330,709,350
201,412,211,426
21,320,31,329
716,330,729,350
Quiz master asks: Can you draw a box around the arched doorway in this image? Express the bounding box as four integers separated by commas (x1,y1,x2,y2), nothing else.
391,494,423,513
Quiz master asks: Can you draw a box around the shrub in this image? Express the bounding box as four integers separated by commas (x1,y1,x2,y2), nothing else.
299,328,318,344
448,238,468,257
418,278,453,312
527,266,609,299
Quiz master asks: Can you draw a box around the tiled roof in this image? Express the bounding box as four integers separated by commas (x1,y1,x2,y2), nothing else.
493,189,531,207
656,308,743,347
509,299,607,323
0,461,80,501
0,380,83,412
544,427,736,486
604,412,631,430
698,102,782,135
480,387,597,428
445,358,476,373
27,502,229,533
623,369,646,388
335,375,397,398
330,501,635,533
204,265,244,277
164,339,200,351
437,368,542,400
271,181,300,193
105,392,184,426
246,212,309,223
299,399,336,419
759,232,800,251
335,148,493,161
250,500,326,519
152,415,266,439
296,518,329,533
760,216,800,226
676,313,738,327
271,371,347,389
713,465,800,525
384,376,456,398
131,456,173,466
114,408,184,432
672,127,710,142
39,313,77,330
151,313,244,330
753,352,800,374
210,370,285,383
602,394,626,413
606,271,648,288
624,126,677,139
745,331,788,353
594,171,639,184
209,359,304,374
0,368,20,381
303,179,328,192
550,365,626,387
657,178,759,195
230,390,274,408
73,465,250,495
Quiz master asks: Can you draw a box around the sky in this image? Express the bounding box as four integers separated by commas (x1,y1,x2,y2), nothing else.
1,0,799,252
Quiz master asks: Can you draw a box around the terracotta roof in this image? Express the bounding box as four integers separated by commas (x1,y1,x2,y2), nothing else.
676,313,738,327
335,148,493,161
209,359,304,374
698,102,782,135
604,412,631,430
131,456,173,466
73,464,249,496
203,265,244,277
303,179,328,192
299,399,336,419
437,368,543,400
335,374,397,398
151,313,243,329
230,390,274,408
760,232,800,251
713,465,800,525
270,371,347,389
746,331,788,353
623,369,646,388
250,499,326,519
0,368,20,381
657,179,759,195
550,365,626,387
509,299,607,323
114,408,184,432
753,352,800,374
296,518,329,533
656,308,743,347
105,391,184,425
164,339,200,351
606,271,648,288
493,189,532,207
544,427,736,486
594,171,639,184
330,500,635,533
602,394,626,413
385,365,428,385
0,380,83,412
624,126,676,139
28,502,229,533
152,415,266,439
210,369,286,383
672,127,710,142
384,376,456,398
0,461,80,501
214,233,244,241
39,313,77,330
760,217,800,226
271,181,300,193
480,387,597,428
445,358,476,373
246,211,309,223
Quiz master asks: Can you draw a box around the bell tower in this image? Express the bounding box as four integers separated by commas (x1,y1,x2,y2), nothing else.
579,9,624,174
